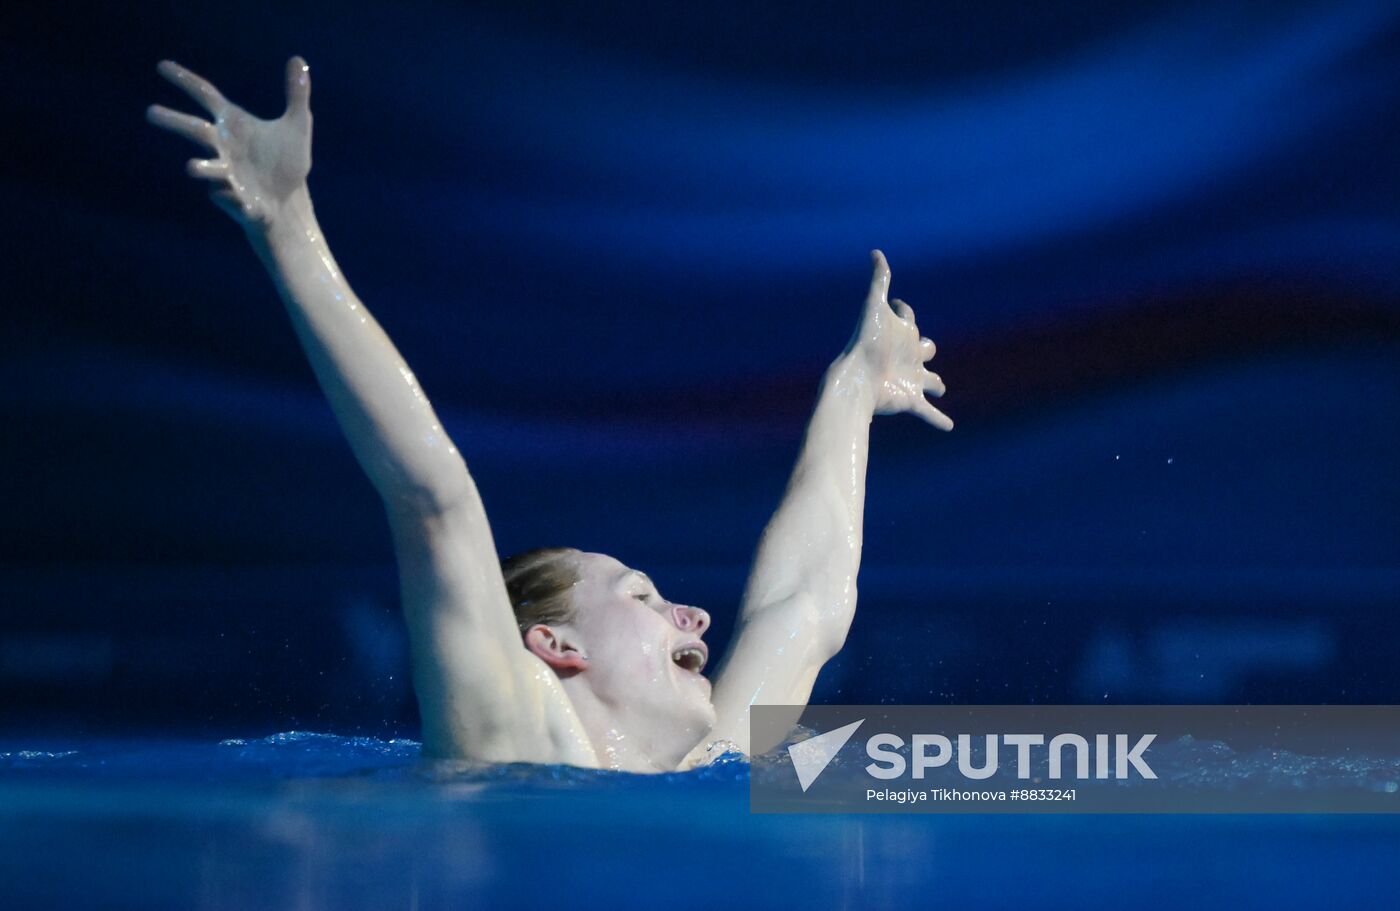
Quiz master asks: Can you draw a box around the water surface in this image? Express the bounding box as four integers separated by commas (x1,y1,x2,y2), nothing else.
2,733,1396,908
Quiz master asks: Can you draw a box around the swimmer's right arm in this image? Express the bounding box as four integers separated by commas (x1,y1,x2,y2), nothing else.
148,58,585,763
147,57,466,511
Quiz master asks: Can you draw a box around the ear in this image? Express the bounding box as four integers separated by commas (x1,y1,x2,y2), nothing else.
523,624,589,674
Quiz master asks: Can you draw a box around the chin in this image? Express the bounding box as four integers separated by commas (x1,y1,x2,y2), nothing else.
679,684,718,733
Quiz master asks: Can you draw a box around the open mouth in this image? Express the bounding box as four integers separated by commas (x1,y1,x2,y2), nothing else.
671,642,708,674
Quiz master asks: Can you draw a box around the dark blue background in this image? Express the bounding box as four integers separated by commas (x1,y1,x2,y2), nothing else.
4,0,1398,737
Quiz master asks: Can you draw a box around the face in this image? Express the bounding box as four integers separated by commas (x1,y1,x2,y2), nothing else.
557,552,716,742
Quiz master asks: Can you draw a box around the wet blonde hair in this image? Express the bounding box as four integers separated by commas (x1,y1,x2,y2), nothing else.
501,547,581,634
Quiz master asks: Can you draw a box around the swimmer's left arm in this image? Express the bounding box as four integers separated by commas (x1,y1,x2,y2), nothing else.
702,252,950,756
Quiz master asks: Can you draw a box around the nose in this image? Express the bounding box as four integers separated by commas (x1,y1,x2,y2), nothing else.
670,604,710,636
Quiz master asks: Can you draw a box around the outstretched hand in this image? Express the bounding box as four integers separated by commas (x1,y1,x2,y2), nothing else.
147,57,313,227
844,251,952,430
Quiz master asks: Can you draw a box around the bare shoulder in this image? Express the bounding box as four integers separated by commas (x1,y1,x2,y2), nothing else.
386,499,595,765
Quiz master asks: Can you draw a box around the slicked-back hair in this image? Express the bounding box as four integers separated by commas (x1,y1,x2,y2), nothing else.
500,547,581,634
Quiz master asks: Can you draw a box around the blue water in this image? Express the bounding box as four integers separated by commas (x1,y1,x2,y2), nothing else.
2,733,1397,909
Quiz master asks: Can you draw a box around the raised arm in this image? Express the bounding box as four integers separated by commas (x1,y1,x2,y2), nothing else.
704,251,950,755
148,58,590,764
148,58,466,510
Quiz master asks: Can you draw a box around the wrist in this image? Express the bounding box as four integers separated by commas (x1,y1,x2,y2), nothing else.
247,183,317,247
822,351,878,417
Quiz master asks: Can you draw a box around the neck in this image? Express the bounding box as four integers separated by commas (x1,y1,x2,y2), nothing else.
559,678,695,773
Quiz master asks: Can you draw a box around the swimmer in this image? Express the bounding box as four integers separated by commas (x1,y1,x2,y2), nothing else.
147,57,952,772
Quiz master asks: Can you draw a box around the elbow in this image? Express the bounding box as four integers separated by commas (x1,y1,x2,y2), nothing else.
815,622,849,664
796,592,852,664
754,593,847,664
379,460,477,518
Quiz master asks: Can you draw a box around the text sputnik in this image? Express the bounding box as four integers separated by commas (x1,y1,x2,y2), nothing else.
864,733,1158,780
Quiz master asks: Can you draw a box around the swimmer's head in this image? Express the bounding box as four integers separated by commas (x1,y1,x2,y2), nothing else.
502,548,716,754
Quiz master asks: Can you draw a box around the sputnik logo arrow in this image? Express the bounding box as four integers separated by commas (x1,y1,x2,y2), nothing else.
787,719,865,792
